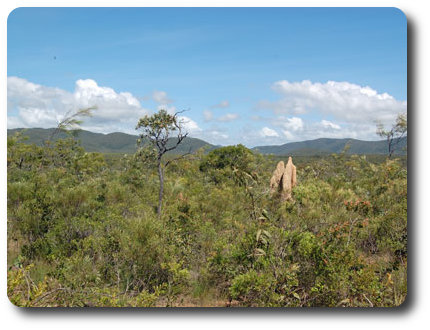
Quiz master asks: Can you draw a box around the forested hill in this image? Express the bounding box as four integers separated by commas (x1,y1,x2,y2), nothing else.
253,137,407,156
7,128,217,154
8,128,406,156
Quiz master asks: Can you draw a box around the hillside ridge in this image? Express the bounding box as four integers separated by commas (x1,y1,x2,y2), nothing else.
8,128,406,156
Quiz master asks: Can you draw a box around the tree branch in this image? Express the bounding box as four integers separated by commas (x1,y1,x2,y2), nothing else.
165,132,188,152
165,147,193,167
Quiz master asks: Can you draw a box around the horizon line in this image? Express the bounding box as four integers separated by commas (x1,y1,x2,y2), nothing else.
7,126,407,149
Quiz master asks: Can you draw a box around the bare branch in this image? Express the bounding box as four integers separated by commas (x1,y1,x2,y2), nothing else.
165,132,189,152
165,147,193,167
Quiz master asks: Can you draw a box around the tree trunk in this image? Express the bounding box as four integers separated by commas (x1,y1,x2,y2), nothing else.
388,136,393,158
157,160,164,217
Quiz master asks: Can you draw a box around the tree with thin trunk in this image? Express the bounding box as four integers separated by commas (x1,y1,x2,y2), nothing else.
136,109,188,216
42,106,96,168
376,113,407,158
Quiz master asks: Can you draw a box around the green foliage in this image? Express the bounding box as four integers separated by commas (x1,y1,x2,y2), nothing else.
7,136,407,307
136,109,190,216
229,269,274,306
376,113,407,157
200,144,254,172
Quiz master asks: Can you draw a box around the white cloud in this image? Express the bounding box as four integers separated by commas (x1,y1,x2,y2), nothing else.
270,116,373,142
152,90,173,104
321,119,341,130
259,80,406,125
7,76,74,127
281,116,304,132
251,115,374,144
7,76,150,134
8,76,407,147
74,79,144,119
269,117,303,141
218,113,239,122
259,127,279,138
210,100,230,109
178,116,202,134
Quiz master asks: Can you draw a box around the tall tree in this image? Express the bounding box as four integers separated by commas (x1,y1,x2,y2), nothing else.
376,113,407,158
136,109,188,216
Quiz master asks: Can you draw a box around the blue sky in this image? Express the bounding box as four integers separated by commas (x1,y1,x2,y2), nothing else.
7,7,407,146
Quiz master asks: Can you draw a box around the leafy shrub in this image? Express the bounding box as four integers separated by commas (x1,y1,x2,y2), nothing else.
7,137,407,307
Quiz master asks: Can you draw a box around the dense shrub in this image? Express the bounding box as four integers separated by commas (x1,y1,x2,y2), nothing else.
7,137,407,307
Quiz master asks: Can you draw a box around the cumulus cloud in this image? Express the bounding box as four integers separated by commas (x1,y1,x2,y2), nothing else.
259,127,279,138
7,76,74,127
178,116,202,134
281,116,304,132
251,79,407,143
152,90,173,104
258,80,406,125
74,79,143,119
273,116,305,140
321,119,341,130
267,116,371,142
7,76,150,134
8,76,407,146
210,100,230,109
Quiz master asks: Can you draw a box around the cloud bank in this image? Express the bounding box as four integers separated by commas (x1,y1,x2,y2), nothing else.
258,80,406,125
7,77,406,147
8,77,151,134
251,79,407,145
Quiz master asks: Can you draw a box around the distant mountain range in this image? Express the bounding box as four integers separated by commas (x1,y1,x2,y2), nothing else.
7,128,216,155
253,137,407,156
7,128,407,156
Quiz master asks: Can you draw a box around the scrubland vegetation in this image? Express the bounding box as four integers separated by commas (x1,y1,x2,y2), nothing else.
7,132,407,307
